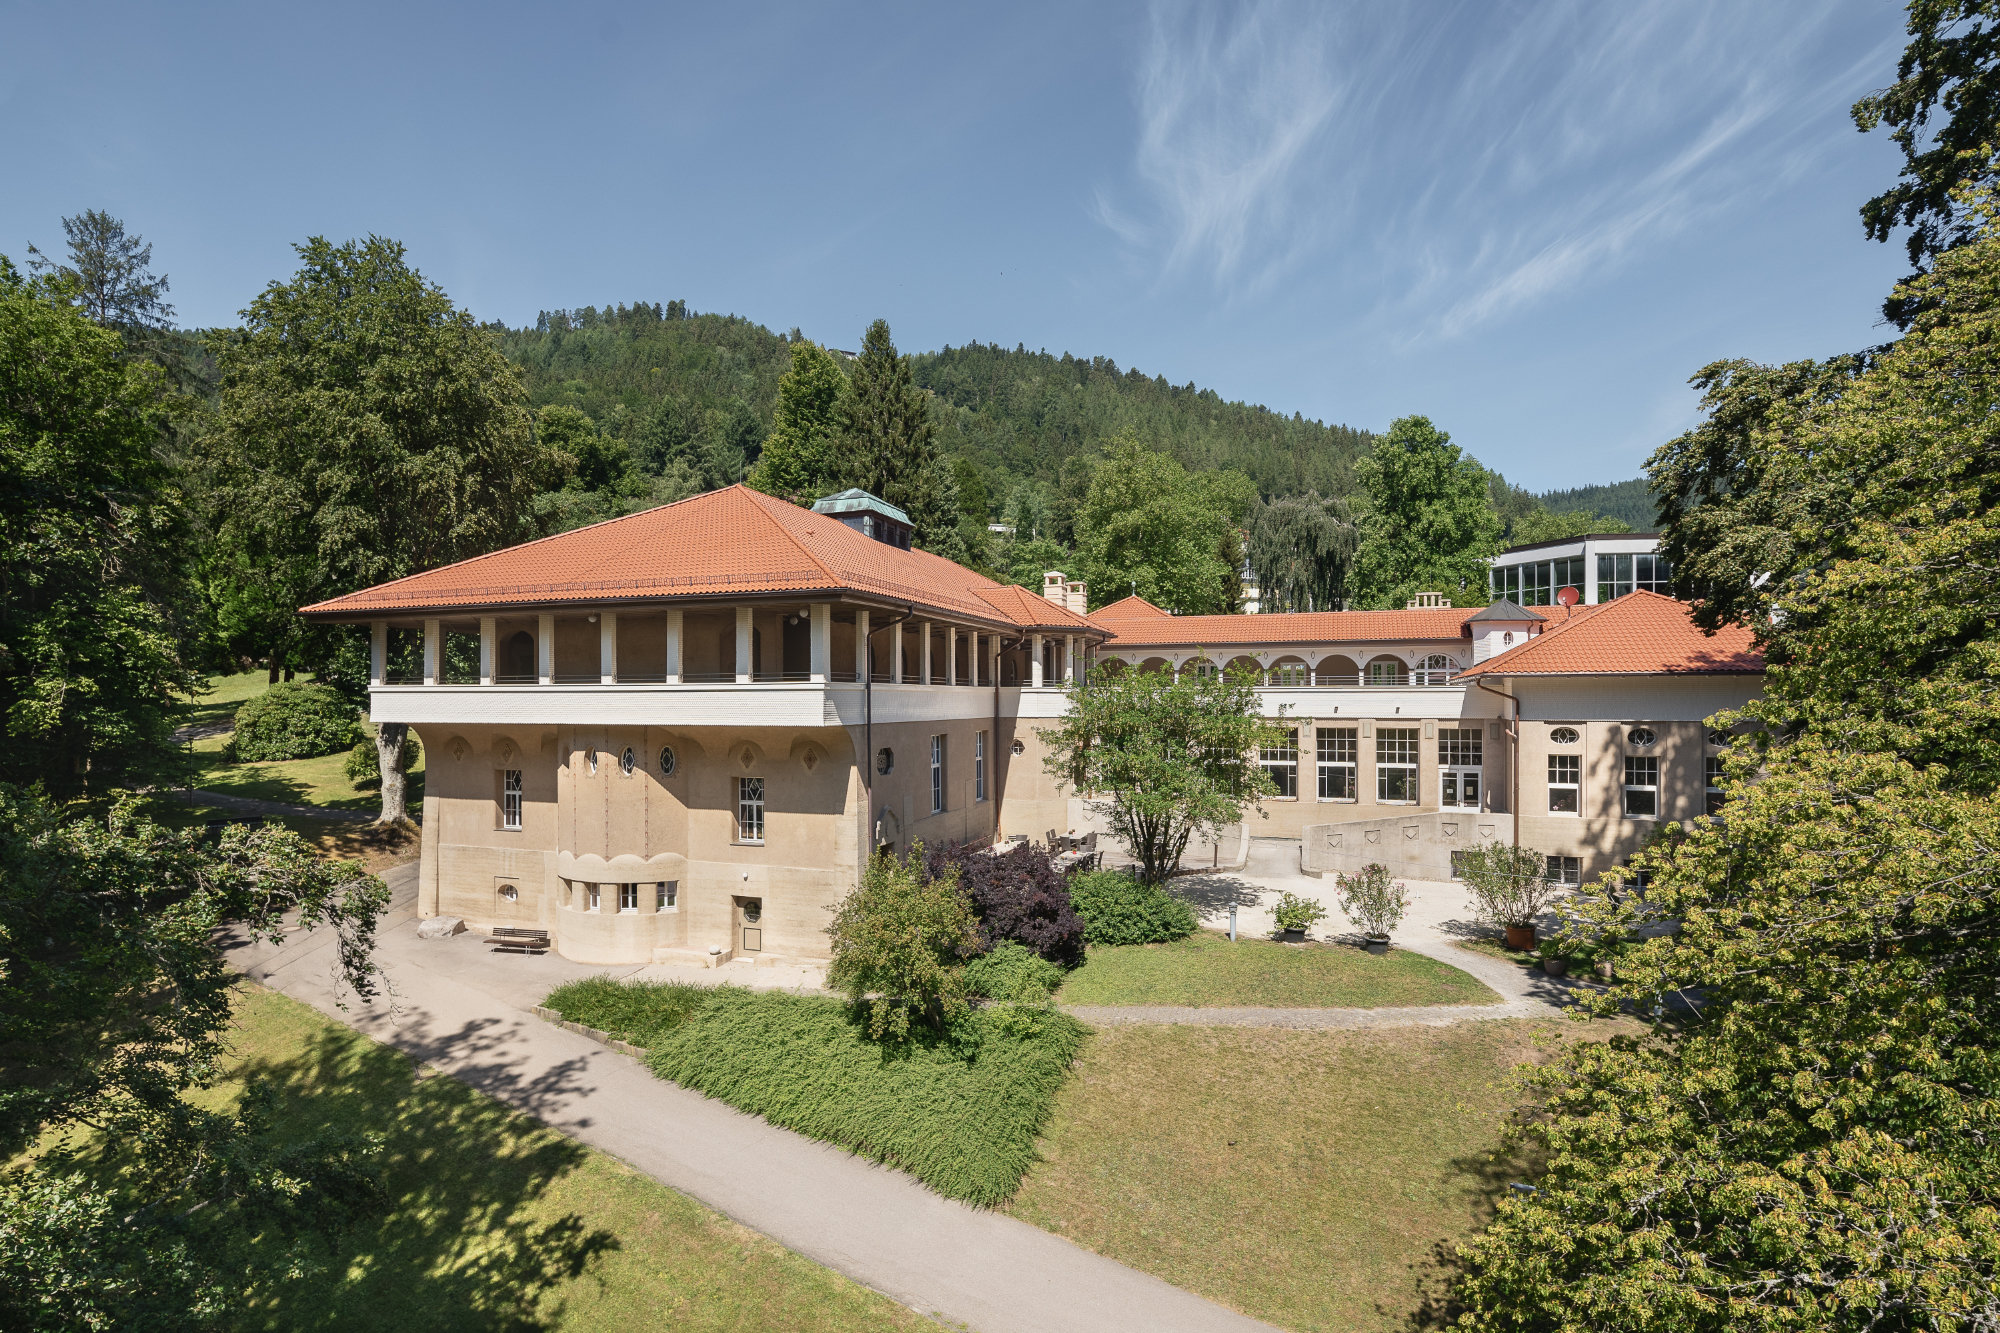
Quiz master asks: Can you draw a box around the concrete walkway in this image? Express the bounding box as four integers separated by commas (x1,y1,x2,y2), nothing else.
227,864,1278,1333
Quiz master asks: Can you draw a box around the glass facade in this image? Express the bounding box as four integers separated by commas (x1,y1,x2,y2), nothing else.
1597,552,1672,599
1489,555,1586,605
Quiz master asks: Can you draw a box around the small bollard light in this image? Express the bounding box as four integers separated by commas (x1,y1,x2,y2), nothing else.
1229,906,1237,942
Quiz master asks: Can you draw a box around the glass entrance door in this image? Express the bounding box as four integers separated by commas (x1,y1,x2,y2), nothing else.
1441,768,1481,810
1439,728,1484,811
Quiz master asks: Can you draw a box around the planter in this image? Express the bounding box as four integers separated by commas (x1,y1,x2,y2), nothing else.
1277,928,1307,943
1594,960,1616,982
1541,956,1569,977
1505,924,1538,951
1363,934,1390,954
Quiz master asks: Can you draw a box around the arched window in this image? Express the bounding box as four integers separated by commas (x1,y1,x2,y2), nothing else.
501,630,535,681
1416,654,1459,685
1268,656,1310,687
620,747,635,776
1365,656,1408,686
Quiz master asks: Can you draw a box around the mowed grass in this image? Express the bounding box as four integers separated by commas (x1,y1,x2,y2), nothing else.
547,980,1087,1206
1008,1021,1563,1333
190,983,929,1331
179,670,424,813
1056,931,1500,1008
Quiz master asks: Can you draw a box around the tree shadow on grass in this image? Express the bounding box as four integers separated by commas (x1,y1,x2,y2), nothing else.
226,1019,620,1331
1402,1127,1544,1330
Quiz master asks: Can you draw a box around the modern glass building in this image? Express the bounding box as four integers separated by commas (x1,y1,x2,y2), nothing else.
1487,533,1670,606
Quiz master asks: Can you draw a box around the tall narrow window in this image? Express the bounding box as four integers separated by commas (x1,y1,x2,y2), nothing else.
1438,728,1482,810
737,776,765,843
1317,728,1357,800
502,769,523,830
1377,728,1419,803
1705,755,1726,815
1260,728,1298,798
930,735,946,813
1623,756,1659,818
974,731,987,802
618,883,638,913
586,883,601,912
1548,754,1581,813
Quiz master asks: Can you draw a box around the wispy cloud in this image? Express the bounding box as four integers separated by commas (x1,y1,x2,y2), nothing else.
1100,2,1901,335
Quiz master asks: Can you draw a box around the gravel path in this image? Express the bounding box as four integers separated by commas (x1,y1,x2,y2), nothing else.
1063,997,1553,1029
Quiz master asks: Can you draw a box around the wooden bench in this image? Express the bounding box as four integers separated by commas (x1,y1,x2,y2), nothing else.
489,926,551,953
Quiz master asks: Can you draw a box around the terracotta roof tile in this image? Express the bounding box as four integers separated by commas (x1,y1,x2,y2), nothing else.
1458,591,1762,677
1100,602,1593,649
299,485,1106,634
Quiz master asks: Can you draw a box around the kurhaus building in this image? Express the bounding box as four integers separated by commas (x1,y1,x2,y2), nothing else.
307,486,1761,966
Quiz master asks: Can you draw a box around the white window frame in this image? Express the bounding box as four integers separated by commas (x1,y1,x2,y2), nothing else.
1705,755,1726,815
1623,755,1659,819
974,730,987,802
737,776,765,844
586,882,601,912
1548,753,1581,814
1546,855,1581,886
1260,727,1298,799
930,734,946,814
1317,728,1357,801
1438,728,1482,810
656,880,678,911
502,769,523,830
1377,728,1419,804
1268,661,1309,687
618,882,638,913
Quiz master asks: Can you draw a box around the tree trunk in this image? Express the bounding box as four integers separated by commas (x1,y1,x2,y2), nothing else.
375,722,410,824
267,658,280,684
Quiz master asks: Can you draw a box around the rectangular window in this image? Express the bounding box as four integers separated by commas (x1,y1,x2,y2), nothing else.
1316,728,1357,800
502,769,523,830
1260,727,1298,798
930,734,946,814
618,883,638,913
1635,551,1672,593
1545,855,1581,886
586,882,601,912
1377,728,1419,803
1439,728,1482,810
1705,755,1726,815
1552,556,1585,597
737,776,765,843
1268,662,1309,686
1598,552,1632,600
656,880,678,911
975,730,988,802
1521,561,1552,606
1623,756,1659,818
1548,754,1581,813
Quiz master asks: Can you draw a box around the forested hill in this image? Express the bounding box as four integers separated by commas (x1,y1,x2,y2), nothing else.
914,343,1370,498
1537,478,1654,530
488,302,1372,503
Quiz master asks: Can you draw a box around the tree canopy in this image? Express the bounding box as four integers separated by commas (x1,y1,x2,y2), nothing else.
1245,490,1357,611
745,338,850,505
1349,415,1500,608
1072,434,1255,613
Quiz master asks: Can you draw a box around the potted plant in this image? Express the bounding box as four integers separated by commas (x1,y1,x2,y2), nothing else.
1270,891,1327,942
1537,945,1569,977
1457,841,1565,952
1334,862,1409,953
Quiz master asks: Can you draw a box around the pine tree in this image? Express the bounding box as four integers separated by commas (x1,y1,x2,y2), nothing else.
842,320,964,557
746,339,849,503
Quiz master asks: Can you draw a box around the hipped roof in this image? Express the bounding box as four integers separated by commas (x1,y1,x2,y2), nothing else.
1457,590,1762,677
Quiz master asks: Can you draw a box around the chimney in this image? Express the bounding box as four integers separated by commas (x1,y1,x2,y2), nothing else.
1043,571,1067,605
1067,578,1088,614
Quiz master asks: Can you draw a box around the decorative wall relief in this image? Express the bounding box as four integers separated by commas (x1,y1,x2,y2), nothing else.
1364,829,1382,845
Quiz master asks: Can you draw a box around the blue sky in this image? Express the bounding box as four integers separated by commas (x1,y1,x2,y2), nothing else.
4,1,1912,491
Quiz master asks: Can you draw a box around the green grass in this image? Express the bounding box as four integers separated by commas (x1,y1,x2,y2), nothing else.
180,672,423,813
174,983,929,1331
1055,931,1502,1008
545,980,1086,1207
1007,1021,1558,1332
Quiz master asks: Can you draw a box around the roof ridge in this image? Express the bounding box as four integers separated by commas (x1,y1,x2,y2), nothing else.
737,485,848,590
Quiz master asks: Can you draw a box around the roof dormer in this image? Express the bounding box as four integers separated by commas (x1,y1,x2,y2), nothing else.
1467,598,1546,663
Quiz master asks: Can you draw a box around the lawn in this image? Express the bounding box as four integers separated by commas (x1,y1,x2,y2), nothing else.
1056,931,1501,1008
179,671,423,813
546,978,1087,1206
171,983,931,1331
1007,1021,1563,1333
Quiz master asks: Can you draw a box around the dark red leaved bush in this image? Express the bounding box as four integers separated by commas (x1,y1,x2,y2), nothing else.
924,842,1085,968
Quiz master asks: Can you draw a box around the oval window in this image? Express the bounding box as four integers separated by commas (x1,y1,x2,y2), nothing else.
620,747,635,776
876,747,894,776
586,747,598,773
1010,739,1026,756
1628,727,1657,748
659,746,677,777
1549,726,1579,744
499,884,518,901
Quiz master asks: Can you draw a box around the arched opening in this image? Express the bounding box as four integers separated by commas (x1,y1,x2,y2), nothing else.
1314,654,1359,686
501,630,536,682
1416,654,1460,685
1223,654,1262,680
1267,654,1310,687
1139,656,1174,676
1364,655,1408,686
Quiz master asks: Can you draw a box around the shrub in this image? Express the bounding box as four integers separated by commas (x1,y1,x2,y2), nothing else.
1333,862,1410,938
925,841,1085,967
1458,841,1564,929
543,976,717,1044
1067,868,1198,946
647,988,1086,1205
825,845,981,1039
964,941,1066,1003
1271,891,1328,934
343,733,420,789
229,682,361,762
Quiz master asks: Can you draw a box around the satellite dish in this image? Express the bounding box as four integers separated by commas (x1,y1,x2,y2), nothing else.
1556,586,1580,607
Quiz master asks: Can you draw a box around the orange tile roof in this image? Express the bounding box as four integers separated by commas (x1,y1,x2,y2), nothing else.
1457,591,1762,677
1098,600,1594,650
299,485,1103,634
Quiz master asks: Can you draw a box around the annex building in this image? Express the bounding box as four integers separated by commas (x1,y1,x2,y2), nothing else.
305,486,1761,966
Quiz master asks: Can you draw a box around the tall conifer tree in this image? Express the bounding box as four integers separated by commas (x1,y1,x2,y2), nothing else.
842,320,964,558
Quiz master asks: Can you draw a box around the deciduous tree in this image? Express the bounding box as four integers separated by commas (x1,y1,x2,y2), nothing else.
1349,415,1499,609
1072,433,1255,614
747,338,850,504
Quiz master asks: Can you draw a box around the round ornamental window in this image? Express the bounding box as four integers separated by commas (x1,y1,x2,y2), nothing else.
659,746,677,777
1628,727,1658,748
499,884,518,901
1549,727,1580,745
876,747,894,776
620,747,635,776
1010,739,1025,756
743,900,762,923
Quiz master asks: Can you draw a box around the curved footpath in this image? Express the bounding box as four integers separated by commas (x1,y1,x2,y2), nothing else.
227,863,1280,1333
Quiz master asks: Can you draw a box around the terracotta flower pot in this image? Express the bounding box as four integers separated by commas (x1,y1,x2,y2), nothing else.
1542,956,1569,977
1363,934,1390,954
1505,924,1537,951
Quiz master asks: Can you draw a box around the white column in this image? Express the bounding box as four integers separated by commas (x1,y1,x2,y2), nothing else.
809,603,830,683
370,620,386,686
890,622,903,683
1030,634,1044,687
946,626,958,686
537,613,554,684
478,616,495,685
665,608,683,684
735,606,753,684
1064,635,1076,683
599,611,617,685
920,622,933,685
422,618,441,686
854,608,871,682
